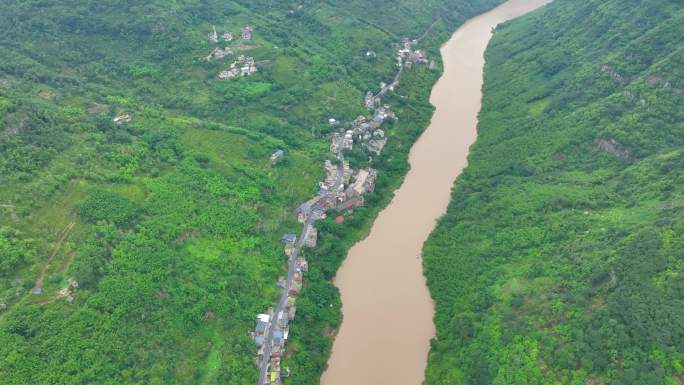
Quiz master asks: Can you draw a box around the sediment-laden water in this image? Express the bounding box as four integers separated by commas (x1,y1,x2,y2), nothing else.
321,1,552,384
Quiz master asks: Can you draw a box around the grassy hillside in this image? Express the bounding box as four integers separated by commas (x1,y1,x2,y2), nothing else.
0,0,503,384
423,0,684,384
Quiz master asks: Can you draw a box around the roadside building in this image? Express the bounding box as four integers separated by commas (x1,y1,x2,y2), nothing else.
255,335,265,347
365,91,379,110
273,330,285,346
281,234,297,244
343,130,354,150
303,224,318,248
295,201,312,222
255,320,268,335
297,258,309,272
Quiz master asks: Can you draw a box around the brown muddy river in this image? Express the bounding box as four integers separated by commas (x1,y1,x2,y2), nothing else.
320,1,552,384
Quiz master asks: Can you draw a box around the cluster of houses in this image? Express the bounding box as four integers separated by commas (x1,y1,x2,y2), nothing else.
206,47,233,61
57,278,79,304
252,235,309,385
207,25,252,44
219,55,258,80
397,37,434,69
206,25,259,79
330,108,395,156
251,32,432,385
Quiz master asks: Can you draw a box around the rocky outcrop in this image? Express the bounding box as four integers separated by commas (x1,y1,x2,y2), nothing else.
594,137,632,162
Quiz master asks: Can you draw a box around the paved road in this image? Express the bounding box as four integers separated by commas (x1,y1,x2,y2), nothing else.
258,216,313,385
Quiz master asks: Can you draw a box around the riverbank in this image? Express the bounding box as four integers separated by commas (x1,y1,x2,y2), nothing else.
321,1,552,384
279,2,509,384
422,0,684,383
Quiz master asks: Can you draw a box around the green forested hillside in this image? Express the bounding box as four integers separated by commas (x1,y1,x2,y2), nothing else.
0,0,503,384
424,0,684,384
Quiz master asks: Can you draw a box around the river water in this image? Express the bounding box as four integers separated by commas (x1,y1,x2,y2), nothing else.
320,1,551,384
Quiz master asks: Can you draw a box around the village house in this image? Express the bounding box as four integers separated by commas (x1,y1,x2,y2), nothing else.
270,149,284,165
337,195,364,212
342,160,352,185
281,233,297,244
406,50,429,68
241,25,254,40
284,241,295,257
366,135,388,154
323,160,338,187
303,224,318,248
273,330,285,346
218,69,239,80
297,258,308,272
255,335,265,348
343,130,354,150
113,114,132,125
255,320,268,335
269,369,281,385
271,344,282,358
330,132,344,154
219,55,257,80
277,310,289,329
348,168,377,197
206,47,232,61
351,115,369,133
365,91,379,110
295,199,315,222
223,32,233,42
208,26,219,43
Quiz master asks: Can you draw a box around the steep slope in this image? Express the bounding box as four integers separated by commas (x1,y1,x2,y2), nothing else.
0,1,502,384
423,0,684,384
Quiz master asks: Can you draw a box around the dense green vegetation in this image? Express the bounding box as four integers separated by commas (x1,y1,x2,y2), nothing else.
423,1,684,384
0,0,504,384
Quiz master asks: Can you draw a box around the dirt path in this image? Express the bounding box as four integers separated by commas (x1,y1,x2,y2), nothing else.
35,220,75,289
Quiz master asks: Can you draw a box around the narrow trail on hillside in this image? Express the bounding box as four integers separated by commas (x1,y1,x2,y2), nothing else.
35,220,75,290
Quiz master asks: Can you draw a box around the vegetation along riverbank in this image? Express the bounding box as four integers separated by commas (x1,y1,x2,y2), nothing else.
0,1,503,384
423,0,684,384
